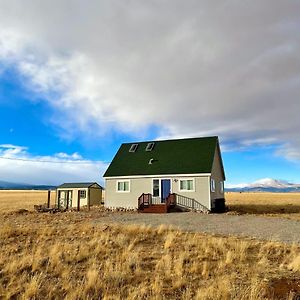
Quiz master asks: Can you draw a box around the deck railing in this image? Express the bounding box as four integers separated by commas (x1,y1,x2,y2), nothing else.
138,193,152,209
167,193,209,213
138,192,209,213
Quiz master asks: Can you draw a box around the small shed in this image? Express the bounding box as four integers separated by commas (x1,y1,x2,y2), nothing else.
56,182,103,209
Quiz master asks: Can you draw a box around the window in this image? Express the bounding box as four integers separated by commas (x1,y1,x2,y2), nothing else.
79,190,86,198
211,179,215,192
153,179,159,197
179,179,194,191
117,180,130,192
220,181,224,193
129,144,138,152
146,142,155,151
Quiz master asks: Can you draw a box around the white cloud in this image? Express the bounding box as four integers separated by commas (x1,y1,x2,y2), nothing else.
0,144,28,157
0,1,299,159
55,152,82,160
0,144,107,185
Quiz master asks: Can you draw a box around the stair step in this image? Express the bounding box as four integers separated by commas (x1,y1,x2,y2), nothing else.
140,204,168,213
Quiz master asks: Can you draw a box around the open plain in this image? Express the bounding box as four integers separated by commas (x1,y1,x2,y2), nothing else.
226,192,300,220
0,191,299,299
0,190,56,213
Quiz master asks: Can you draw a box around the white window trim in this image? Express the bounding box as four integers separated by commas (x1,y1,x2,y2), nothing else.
116,180,131,192
129,144,138,152
152,178,172,198
220,181,224,193
211,178,215,192
152,178,160,198
179,178,195,192
79,189,87,199
146,142,155,151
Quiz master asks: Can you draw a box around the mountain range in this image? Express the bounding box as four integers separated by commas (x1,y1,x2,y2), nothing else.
226,178,300,192
0,180,56,190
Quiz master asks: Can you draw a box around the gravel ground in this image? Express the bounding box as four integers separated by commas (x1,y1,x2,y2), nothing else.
97,212,300,244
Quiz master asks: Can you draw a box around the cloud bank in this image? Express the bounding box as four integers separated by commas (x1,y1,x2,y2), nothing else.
0,144,107,185
0,1,300,160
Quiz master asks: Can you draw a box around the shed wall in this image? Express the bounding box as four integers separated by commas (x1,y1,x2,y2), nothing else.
89,187,102,205
57,187,88,207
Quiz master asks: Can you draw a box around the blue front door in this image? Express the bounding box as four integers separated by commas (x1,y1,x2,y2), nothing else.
161,179,171,202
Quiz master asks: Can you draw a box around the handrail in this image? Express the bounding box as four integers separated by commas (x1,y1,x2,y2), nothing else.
171,193,209,213
138,193,152,209
138,192,209,213
166,193,176,208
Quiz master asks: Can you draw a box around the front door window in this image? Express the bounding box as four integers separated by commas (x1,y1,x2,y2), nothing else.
153,179,160,197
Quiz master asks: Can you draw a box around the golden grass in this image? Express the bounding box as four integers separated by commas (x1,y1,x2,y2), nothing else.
0,190,56,212
226,192,300,220
0,210,299,299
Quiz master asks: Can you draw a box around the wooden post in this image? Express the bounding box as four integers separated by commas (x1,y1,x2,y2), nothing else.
57,191,60,209
77,190,80,211
87,189,90,211
66,191,69,210
47,190,51,208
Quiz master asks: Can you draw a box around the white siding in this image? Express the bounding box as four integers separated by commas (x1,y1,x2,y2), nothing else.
105,175,211,210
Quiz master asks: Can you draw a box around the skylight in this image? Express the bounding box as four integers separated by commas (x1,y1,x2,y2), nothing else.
129,144,138,152
145,142,155,151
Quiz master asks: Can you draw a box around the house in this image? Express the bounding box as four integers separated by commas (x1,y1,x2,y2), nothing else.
56,182,103,209
103,136,225,212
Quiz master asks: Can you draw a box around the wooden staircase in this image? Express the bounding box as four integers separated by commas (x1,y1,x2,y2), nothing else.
138,193,209,213
138,193,175,213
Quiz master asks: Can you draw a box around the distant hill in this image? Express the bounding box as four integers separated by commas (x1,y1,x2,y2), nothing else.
0,180,56,190
226,178,300,193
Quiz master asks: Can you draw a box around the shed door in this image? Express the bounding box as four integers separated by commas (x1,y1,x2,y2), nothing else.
161,179,171,202
58,190,72,208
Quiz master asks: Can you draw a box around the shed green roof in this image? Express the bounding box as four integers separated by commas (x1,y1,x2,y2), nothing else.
57,182,103,189
104,136,220,177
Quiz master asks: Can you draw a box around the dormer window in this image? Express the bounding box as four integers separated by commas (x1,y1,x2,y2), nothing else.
146,142,155,151
129,144,138,152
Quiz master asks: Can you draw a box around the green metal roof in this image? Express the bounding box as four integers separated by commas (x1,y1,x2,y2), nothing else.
56,182,103,189
104,136,220,177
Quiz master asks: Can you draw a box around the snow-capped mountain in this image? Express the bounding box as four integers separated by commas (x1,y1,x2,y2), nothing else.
226,178,300,192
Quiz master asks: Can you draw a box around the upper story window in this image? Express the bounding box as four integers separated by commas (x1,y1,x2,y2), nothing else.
129,144,138,152
146,142,155,151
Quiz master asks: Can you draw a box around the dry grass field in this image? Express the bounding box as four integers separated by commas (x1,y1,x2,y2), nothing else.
0,190,56,212
226,192,300,220
0,209,299,299
0,191,299,299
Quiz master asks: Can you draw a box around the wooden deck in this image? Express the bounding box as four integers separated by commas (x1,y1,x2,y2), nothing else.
138,193,210,214
139,204,168,213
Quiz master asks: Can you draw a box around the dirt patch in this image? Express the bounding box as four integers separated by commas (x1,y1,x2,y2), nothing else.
12,209,30,215
267,278,300,300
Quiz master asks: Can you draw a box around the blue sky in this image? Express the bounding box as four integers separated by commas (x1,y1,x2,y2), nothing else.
0,1,300,186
